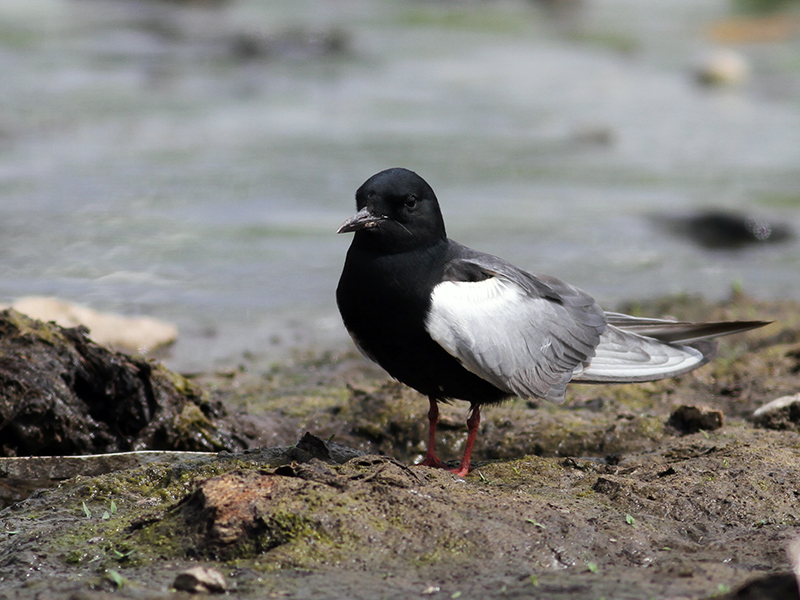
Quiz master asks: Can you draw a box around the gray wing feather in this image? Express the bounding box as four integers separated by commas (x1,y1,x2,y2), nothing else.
572,325,713,383
426,249,606,404
604,312,770,344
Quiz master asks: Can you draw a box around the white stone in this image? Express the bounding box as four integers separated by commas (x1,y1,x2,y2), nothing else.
2,296,178,355
753,393,800,418
695,48,750,86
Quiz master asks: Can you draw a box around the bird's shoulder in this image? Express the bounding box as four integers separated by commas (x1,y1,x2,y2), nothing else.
442,240,597,310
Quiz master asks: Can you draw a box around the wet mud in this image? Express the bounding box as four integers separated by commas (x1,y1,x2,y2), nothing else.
1,293,799,599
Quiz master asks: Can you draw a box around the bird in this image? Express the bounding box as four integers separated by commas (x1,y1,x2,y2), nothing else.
336,168,769,477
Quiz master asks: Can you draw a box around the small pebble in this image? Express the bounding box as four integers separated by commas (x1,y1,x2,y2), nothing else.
695,48,749,86
753,394,800,432
753,393,800,418
667,405,723,434
173,566,227,594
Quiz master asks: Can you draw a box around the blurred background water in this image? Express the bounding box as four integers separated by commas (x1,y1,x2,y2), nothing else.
1,0,799,372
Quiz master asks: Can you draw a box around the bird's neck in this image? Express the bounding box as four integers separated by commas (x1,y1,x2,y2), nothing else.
351,230,446,256
344,236,449,297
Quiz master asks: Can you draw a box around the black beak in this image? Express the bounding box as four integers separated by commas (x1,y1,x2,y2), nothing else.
337,206,384,234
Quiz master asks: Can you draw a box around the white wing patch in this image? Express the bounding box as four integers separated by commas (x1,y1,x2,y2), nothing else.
425,277,592,403
426,277,523,352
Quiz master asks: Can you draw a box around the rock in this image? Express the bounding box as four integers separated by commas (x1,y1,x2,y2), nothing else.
0,309,249,458
713,572,800,600
592,475,626,497
4,296,178,355
173,566,227,593
655,210,794,250
570,124,616,147
230,27,350,62
220,433,365,467
667,405,724,434
790,537,800,589
753,393,800,432
695,48,750,86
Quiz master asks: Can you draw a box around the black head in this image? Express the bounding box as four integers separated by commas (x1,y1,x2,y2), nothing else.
337,168,446,253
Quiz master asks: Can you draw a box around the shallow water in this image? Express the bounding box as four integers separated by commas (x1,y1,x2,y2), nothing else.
1,0,799,371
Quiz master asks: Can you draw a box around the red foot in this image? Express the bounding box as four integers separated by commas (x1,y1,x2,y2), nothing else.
449,465,469,478
416,454,468,477
416,399,481,478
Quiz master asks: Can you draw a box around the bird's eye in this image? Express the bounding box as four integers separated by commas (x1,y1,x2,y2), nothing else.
405,195,417,209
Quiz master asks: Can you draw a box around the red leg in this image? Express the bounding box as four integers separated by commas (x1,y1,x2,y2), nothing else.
451,406,481,477
416,397,449,469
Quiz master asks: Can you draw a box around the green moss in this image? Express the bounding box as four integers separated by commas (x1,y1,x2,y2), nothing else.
0,308,70,347
156,364,202,398
266,512,323,548
414,532,478,567
48,459,258,568
173,403,218,447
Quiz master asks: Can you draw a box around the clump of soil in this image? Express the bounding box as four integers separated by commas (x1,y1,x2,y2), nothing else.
667,404,724,433
0,309,252,457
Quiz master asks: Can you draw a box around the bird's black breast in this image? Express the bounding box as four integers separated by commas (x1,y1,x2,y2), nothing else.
336,238,509,404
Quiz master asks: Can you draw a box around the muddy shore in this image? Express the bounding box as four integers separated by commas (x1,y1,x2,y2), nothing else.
1,292,799,599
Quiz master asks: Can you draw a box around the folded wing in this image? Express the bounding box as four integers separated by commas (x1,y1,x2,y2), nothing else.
425,251,605,404
425,247,769,403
